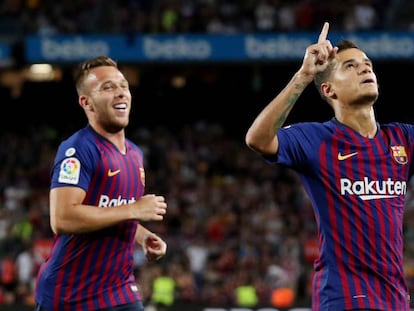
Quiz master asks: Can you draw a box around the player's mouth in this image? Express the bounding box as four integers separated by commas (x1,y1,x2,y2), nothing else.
361,78,375,84
114,103,127,110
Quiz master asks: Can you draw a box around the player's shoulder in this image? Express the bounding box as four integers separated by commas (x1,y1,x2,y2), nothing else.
380,121,414,136
282,120,334,134
381,121,414,129
59,126,94,147
56,126,100,158
125,137,144,156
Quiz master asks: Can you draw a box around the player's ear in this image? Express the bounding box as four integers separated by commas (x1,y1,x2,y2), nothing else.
321,82,336,100
79,95,93,111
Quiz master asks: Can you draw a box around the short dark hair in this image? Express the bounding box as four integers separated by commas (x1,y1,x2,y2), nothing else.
314,40,360,101
73,56,118,94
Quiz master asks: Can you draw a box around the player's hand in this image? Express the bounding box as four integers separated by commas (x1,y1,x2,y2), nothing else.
298,22,337,81
142,233,167,261
133,194,167,221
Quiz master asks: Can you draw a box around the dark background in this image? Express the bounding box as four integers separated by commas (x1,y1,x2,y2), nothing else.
3,60,413,139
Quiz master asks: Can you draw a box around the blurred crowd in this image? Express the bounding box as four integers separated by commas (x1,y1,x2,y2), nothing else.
0,0,412,43
1,0,414,309
1,122,414,308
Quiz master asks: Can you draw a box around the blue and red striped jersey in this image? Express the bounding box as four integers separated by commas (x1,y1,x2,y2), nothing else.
269,118,413,311
35,125,146,311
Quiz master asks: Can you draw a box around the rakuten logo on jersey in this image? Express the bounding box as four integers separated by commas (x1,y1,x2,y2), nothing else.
340,177,406,200
98,195,136,207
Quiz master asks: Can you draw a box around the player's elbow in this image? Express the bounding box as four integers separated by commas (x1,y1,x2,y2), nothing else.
245,132,277,155
50,217,64,235
245,129,259,150
245,133,258,151
50,215,75,235
245,134,266,154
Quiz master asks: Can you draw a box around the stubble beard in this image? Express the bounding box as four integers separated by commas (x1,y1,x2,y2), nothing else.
101,116,129,133
353,91,379,106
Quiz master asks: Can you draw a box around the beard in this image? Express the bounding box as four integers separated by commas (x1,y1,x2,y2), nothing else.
100,115,129,133
353,91,379,106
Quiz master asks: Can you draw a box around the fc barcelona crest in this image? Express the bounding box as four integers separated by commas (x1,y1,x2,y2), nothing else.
391,146,408,164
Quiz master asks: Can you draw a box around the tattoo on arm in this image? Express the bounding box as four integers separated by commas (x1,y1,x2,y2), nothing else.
273,83,304,131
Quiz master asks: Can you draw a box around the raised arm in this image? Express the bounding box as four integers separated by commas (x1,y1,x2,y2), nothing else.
245,22,337,155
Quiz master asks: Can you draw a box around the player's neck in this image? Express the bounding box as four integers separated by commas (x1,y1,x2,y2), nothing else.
90,123,127,154
334,107,377,138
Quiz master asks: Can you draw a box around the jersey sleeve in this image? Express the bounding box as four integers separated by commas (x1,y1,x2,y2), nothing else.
270,122,326,169
51,133,100,192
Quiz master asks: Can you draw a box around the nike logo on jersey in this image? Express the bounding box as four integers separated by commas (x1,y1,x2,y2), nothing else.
337,152,358,161
108,169,121,177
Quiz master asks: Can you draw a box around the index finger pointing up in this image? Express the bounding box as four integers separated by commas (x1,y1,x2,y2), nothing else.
318,22,329,43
